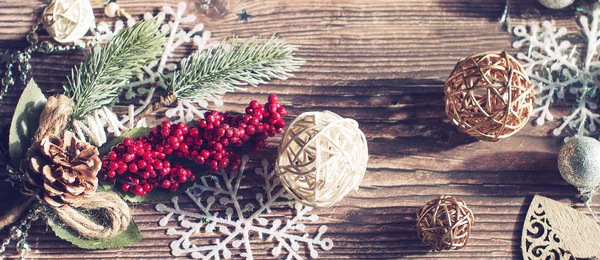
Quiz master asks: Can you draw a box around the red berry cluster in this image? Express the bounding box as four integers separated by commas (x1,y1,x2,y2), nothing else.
100,134,195,196
99,94,285,196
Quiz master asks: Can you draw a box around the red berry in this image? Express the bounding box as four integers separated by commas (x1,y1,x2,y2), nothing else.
123,138,133,146
121,183,131,192
129,163,139,173
200,150,210,159
109,161,119,170
108,151,117,161
123,153,135,163
117,162,128,174
178,175,188,183
137,160,148,169
127,145,138,154
142,183,152,192
107,170,116,178
163,161,171,170
208,160,218,169
213,153,223,161
189,128,199,137
141,171,151,179
245,125,256,135
131,185,144,195
250,100,259,109
161,179,171,189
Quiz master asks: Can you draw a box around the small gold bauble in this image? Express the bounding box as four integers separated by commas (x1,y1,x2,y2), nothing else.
416,196,475,251
42,0,95,43
444,51,534,141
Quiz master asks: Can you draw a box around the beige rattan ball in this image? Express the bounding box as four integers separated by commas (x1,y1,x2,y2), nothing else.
275,111,368,208
416,196,475,251
42,0,95,43
444,51,534,141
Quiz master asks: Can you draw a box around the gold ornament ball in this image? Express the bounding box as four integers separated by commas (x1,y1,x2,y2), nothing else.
275,111,368,208
416,196,475,251
42,0,95,43
444,51,534,141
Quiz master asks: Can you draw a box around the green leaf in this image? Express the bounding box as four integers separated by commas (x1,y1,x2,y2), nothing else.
48,214,142,249
99,179,196,203
98,127,151,156
9,80,47,168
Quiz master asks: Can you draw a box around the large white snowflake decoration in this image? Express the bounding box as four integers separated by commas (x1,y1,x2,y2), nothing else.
512,3,600,140
155,155,334,259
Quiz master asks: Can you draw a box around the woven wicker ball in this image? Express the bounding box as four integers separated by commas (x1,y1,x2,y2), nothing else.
42,0,95,43
275,111,368,208
416,196,475,251
444,51,534,141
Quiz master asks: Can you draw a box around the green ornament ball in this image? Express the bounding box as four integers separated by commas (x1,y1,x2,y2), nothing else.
558,136,600,190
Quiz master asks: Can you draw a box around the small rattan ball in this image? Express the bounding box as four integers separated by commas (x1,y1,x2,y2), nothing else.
416,196,475,251
444,51,534,141
42,0,95,43
275,111,368,208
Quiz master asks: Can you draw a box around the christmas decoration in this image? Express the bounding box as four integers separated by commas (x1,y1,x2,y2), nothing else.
557,136,600,221
42,0,95,43
237,9,253,23
416,196,474,251
1,19,164,256
156,155,333,259
538,0,574,9
444,51,534,141
275,111,368,208
522,195,600,259
99,95,286,196
22,130,101,208
76,2,302,147
512,3,600,140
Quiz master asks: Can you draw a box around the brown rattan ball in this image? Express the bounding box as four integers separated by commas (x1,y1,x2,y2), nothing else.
416,196,475,251
444,51,534,141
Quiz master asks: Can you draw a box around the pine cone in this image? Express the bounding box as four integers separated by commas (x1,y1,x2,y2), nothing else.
23,131,101,207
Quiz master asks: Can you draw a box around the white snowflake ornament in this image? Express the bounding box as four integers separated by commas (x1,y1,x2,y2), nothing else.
512,3,600,140
156,155,334,259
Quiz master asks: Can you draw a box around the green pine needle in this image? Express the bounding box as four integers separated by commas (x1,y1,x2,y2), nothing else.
168,36,304,101
65,19,165,120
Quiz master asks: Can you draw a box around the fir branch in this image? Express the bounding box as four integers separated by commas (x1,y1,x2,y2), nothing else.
134,36,304,121
65,19,165,120
169,36,304,101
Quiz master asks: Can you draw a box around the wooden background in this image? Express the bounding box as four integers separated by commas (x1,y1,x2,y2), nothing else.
0,0,593,259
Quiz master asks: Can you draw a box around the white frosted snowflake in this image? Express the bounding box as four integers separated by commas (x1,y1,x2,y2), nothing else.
155,155,333,259
512,2,600,140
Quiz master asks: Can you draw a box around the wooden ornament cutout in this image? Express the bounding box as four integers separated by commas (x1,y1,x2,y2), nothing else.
522,195,600,259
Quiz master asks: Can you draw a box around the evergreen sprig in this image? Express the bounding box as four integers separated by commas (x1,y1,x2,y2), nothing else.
168,36,304,101
65,19,165,120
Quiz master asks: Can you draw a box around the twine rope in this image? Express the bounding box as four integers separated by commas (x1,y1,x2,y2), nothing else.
2,94,130,239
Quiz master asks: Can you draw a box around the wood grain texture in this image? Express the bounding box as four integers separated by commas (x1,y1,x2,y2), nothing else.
0,0,595,259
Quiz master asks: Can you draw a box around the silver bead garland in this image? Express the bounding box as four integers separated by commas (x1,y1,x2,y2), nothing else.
0,19,99,101
0,205,41,259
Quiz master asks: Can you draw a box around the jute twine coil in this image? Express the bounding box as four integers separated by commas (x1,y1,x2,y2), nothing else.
444,51,534,141
2,94,131,239
275,111,368,208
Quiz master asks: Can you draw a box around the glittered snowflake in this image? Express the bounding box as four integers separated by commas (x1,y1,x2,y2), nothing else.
512,2,600,140
155,155,333,259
